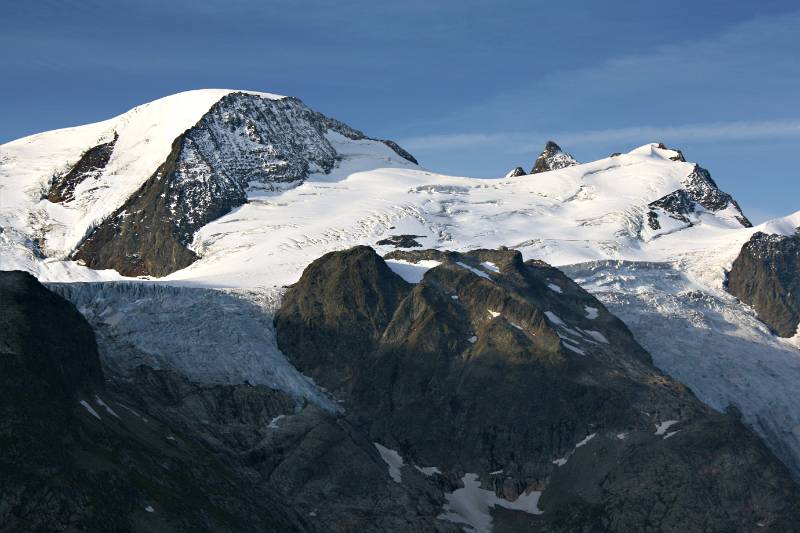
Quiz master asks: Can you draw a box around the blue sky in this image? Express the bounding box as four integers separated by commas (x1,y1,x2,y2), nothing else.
2,1,798,222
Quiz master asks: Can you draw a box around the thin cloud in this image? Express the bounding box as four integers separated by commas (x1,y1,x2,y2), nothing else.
400,118,800,153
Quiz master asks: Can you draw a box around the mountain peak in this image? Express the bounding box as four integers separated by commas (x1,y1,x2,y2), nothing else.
531,140,578,174
504,166,526,178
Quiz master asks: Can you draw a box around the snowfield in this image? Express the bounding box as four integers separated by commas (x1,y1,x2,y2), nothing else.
1,89,799,479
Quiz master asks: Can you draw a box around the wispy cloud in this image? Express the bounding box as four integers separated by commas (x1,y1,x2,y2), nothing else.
400,118,800,153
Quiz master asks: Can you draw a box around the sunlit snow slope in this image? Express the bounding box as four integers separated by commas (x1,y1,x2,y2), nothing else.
166,140,781,288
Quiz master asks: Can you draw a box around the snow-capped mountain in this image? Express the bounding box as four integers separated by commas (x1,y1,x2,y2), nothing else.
0,90,415,278
2,89,800,531
530,140,579,173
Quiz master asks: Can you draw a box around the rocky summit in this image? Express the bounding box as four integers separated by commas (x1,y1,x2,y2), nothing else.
530,141,579,174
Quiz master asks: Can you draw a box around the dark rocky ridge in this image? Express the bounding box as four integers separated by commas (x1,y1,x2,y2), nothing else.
0,271,313,532
530,140,578,174
47,132,118,203
275,246,800,531
646,164,752,232
71,92,416,277
727,231,800,337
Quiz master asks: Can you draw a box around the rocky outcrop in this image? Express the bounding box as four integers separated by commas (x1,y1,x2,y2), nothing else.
646,164,751,232
646,189,696,230
275,246,800,531
46,133,118,203
0,271,311,532
376,234,423,248
683,164,751,226
505,166,526,178
530,141,578,174
275,246,412,397
0,270,103,411
72,92,417,277
728,231,800,337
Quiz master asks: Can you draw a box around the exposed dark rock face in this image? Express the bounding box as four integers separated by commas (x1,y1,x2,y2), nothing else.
505,166,526,178
275,247,800,531
646,189,696,231
112,365,457,532
0,270,103,412
46,133,117,203
0,271,311,532
72,93,417,277
728,231,800,337
530,141,578,174
376,234,423,248
380,139,418,165
683,165,750,226
275,246,412,397
646,164,751,232
72,135,200,277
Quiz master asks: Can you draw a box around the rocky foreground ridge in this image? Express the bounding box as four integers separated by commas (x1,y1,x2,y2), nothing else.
4,246,800,532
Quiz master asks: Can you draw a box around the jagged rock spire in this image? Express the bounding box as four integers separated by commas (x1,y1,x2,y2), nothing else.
504,166,526,178
531,140,578,174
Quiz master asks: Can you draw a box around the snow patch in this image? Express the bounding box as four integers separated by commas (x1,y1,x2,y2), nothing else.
416,465,442,476
480,261,500,273
575,433,596,448
385,259,441,284
544,311,565,327
374,443,404,483
547,283,563,294
79,399,101,420
654,420,679,436
94,395,119,418
584,330,609,344
562,341,585,355
584,306,599,319
457,262,492,280
268,414,285,429
438,473,543,533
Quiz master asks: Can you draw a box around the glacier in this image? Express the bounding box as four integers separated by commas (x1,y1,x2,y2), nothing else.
47,281,336,412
